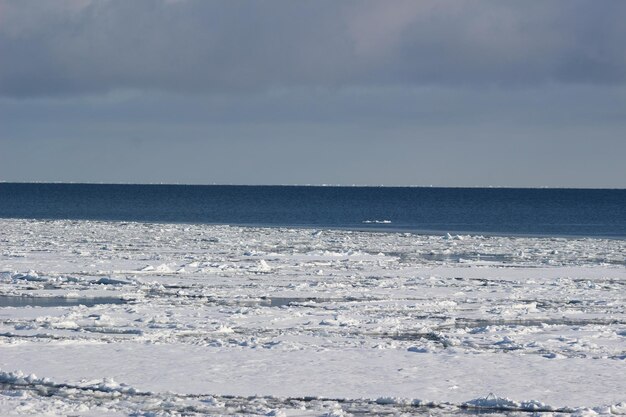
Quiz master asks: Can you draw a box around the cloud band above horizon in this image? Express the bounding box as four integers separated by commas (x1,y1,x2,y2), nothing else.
1,0,625,97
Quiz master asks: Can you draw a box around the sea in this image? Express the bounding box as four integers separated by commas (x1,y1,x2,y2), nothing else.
0,183,624,239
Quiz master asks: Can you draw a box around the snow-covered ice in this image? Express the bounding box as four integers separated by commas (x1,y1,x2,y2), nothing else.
0,219,624,416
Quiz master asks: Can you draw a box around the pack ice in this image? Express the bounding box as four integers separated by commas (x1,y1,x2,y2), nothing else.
0,219,624,416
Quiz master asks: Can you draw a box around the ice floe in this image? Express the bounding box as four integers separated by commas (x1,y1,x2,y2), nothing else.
0,218,624,415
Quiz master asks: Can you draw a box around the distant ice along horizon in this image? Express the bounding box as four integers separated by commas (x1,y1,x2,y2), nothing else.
0,181,624,190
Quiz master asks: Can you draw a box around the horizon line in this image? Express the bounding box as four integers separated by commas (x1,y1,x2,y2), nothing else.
1,181,624,191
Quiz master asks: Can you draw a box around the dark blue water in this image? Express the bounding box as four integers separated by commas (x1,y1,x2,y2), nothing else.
0,183,624,238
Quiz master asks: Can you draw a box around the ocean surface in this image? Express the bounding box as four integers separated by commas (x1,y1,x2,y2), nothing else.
0,183,624,238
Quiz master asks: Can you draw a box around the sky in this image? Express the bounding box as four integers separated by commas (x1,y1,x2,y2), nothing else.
0,0,625,188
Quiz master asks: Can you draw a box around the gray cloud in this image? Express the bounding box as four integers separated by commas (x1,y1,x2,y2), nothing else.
1,84,625,187
1,0,624,188
1,0,625,97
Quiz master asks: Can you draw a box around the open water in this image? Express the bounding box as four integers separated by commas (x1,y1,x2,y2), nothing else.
0,183,624,238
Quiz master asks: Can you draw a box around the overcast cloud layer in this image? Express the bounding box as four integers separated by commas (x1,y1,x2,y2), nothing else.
2,0,626,95
0,0,625,187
